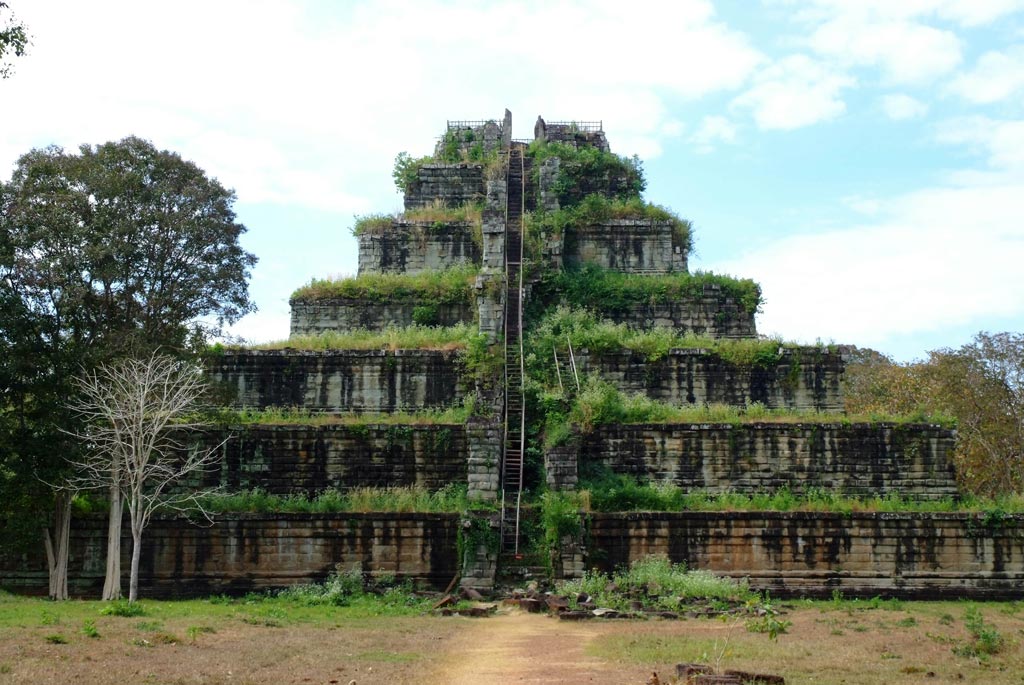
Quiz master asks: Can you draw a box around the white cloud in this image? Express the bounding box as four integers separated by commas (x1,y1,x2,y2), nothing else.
936,116,1024,169
881,94,929,120
732,55,854,130
841,195,883,215
689,115,737,153
948,46,1024,103
779,0,1024,84
711,181,1024,346
810,16,961,84
1,0,768,203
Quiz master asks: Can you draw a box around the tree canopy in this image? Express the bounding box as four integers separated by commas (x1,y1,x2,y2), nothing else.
0,136,257,554
844,332,1024,496
0,2,29,78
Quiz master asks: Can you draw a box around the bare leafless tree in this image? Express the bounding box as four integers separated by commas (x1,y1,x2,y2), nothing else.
66,353,220,603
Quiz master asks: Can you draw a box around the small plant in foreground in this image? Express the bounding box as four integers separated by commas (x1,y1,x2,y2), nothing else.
558,556,753,612
953,606,1003,659
44,634,68,644
81,619,100,638
187,625,216,642
100,600,146,617
745,594,792,640
277,567,366,606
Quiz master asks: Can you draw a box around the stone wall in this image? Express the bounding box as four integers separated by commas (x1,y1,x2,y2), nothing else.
466,418,501,501
0,513,459,597
182,424,469,494
578,283,756,339
577,347,846,412
404,164,485,210
570,423,958,499
587,512,1024,599
356,222,481,275
289,298,475,336
209,350,466,413
563,219,687,274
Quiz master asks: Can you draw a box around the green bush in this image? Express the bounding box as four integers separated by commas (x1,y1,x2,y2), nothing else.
527,141,644,205
99,601,145,617
557,556,753,612
549,265,762,316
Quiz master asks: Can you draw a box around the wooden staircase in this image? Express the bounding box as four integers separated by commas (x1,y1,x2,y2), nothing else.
500,146,527,556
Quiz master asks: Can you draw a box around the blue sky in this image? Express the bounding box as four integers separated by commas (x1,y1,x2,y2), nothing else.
3,0,1024,361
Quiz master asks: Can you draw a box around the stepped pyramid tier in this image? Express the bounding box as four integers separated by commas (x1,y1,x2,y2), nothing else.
12,111,1023,601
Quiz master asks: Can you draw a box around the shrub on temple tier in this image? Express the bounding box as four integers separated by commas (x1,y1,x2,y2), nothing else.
351,202,483,236
548,264,761,316
526,141,645,205
290,265,477,304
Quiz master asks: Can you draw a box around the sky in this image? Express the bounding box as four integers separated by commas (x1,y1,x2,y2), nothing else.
2,0,1024,362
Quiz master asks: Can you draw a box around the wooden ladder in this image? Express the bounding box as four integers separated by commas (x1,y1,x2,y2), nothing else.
500,146,527,556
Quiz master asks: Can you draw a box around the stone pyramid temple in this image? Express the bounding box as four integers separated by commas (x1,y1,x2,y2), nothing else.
6,111,1022,598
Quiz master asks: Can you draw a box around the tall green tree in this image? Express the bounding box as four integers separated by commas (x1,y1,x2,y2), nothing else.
0,2,29,78
0,137,257,598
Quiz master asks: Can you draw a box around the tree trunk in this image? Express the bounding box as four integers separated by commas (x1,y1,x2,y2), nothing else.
128,509,143,604
102,485,122,601
43,492,72,601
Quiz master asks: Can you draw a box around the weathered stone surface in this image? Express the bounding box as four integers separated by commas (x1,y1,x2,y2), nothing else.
574,423,958,499
289,297,474,336
0,513,459,597
404,164,485,210
180,424,469,495
209,350,466,413
466,417,501,501
587,511,1024,599
357,222,481,275
596,283,756,339
577,347,846,412
563,219,687,274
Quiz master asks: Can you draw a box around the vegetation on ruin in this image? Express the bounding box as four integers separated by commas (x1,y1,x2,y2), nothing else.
206,401,476,427
289,264,477,304
545,264,762,316
199,484,469,515
522,308,826,392
392,129,501,193
536,379,955,447
525,140,645,205
525,194,694,256
249,323,478,352
352,201,483,236
572,468,1024,515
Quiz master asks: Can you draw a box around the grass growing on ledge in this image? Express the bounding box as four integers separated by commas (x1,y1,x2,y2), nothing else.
575,470,1024,514
201,484,470,514
552,264,763,316
351,202,484,236
206,401,476,427
525,307,813,388
539,378,955,447
290,265,477,303
249,323,480,352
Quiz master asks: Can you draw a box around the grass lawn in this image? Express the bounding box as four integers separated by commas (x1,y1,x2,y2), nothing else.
2,590,1024,684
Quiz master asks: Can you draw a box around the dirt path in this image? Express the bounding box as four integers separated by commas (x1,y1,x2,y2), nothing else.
433,610,644,685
